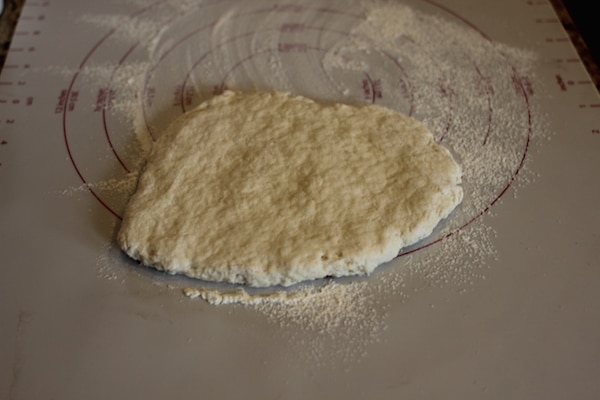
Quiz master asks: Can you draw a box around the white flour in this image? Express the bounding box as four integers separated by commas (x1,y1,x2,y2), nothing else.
60,0,546,364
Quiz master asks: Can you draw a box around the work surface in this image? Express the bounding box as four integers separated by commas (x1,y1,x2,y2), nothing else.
1,1,599,399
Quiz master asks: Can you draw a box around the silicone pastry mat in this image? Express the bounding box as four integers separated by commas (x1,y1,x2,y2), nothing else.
1,1,599,399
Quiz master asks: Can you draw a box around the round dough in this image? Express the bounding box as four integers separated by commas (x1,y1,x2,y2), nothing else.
118,91,463,287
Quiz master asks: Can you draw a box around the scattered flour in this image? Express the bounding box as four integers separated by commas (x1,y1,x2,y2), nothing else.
60,0,547,363
182,278,388,364
60,172,139,196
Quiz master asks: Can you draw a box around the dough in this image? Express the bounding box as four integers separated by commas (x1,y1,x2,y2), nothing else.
118,90,463,287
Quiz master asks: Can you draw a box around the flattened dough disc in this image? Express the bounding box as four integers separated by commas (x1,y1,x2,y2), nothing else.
118,91,463,287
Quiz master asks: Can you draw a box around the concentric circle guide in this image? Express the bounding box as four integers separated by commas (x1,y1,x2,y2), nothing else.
61,0,533,257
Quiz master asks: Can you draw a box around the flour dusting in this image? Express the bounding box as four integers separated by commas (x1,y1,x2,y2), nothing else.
58,0,548,364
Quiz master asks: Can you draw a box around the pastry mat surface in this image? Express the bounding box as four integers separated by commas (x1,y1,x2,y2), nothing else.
1,1,598,398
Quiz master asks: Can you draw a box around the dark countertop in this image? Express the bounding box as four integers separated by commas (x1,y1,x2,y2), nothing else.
0,0,24,71
0,0,598,89
550,0,599,89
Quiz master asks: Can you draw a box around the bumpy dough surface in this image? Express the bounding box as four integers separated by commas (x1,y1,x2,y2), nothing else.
118,91,463,287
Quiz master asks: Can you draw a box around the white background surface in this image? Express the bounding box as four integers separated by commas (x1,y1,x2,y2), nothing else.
1,1,599,399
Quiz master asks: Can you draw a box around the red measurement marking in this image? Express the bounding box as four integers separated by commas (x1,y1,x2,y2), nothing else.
61,0,163,220
280,23,306,32
93,87,115,112
173,84,195,107
438,82,455,98
54,89,68,114
436,78,457,143
212,84,227,95
1,140,7,145
0,82,13,86
1,98,15,105
592,129,599,135
362,73,382,103
172,84,194,107
536,17,558,23
277,42,308,53
475,68,494,146
67,91,79,111
590,104,600,108
19,15,45,20
476,75,495,97
512,74,534,96
273,4,304,12
184,86,194,106
555,74,567,91
173,85,183,107
145,87,155,107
